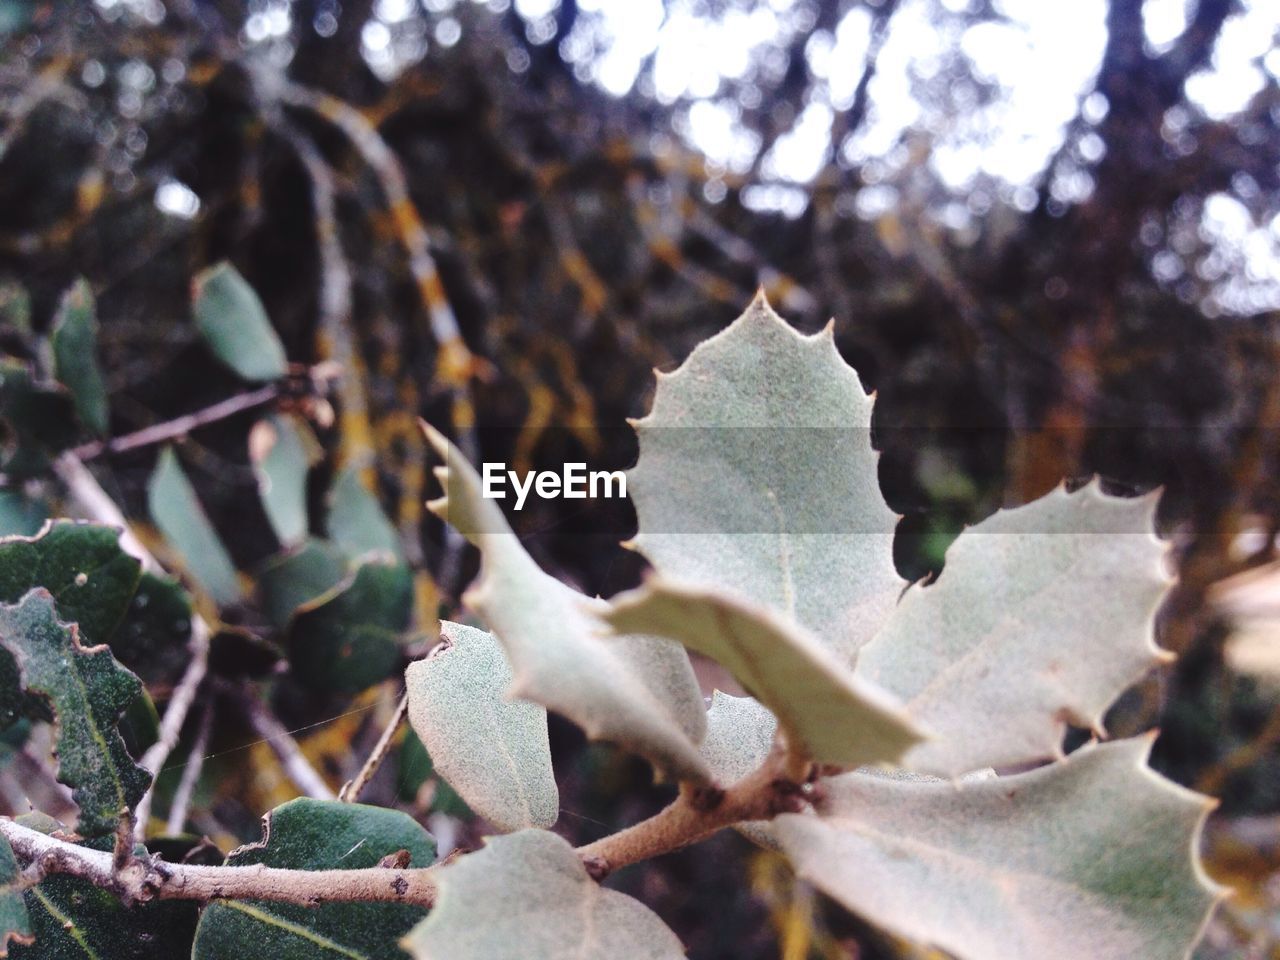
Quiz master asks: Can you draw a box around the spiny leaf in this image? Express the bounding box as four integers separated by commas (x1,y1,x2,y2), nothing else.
422,423,709,784
191,798,436,960
774,738,1224,960
0,835,33,958
0,520,142,730
0,521,142,646
605,579,921,771
326,466,403,562
147,447,244,607
406,621,557,832
628,293,902,666
51,278,109,436
401,829,685,960
250,414,321,549
192,263,288,383
856,482,1173,776
286,558,412,694
10,817,197,960
0,590,150,836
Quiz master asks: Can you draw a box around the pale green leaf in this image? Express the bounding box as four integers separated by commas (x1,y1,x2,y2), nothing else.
629,293,902,666
50,278,109,436
147,447,244,607
856,482,1173,776
423,424,709,783
774,738,1223,960
401,829,685,960
405,621,557,832
326,466,403,562
701,691,775,786
701,691,777,847
0,590,150,836
192,263,288,382
251,414,321,549
605,579,921,771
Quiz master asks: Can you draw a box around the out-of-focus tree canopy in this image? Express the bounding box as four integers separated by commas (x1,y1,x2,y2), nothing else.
2,1,1279,956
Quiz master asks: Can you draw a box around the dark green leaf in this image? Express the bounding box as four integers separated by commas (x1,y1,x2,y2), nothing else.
0,360,79,478
0,590,150,836
287,559,412,694
326,467,402,562
147,447,243,607
257,538,348,631
107,572,194,687
0,521,142,646
0,834,33,957
191,798,435,960
51,278,109,436
192,263,287,382
11,818,197,960
0,521,142,733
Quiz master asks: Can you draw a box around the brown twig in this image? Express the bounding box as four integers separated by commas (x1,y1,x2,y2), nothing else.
133,616,211,839
575,755,806,879
338,691,409,803
71,383,282,460
165,701,215,835
0,817,438,908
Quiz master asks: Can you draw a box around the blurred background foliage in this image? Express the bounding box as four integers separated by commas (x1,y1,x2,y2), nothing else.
2,0,1280,956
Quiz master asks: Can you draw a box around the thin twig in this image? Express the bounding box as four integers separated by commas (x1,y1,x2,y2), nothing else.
52,453,214,842
0,817,438,908
165,701,215,835
338,691,409,803
241,692,337,801
133,616,211,839
71,383,281,460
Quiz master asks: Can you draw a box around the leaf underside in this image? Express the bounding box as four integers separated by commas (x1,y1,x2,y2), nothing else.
51,278,109,436
855,482,1173,776
628,293,903,667
605,579,921,771
405,621,558,832
422,423,709,784
774,738,1223,960
401,830,685,960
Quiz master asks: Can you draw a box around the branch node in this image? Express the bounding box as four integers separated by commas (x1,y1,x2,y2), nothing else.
687,784,726,813
581,854,610,883
379,849,412,870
